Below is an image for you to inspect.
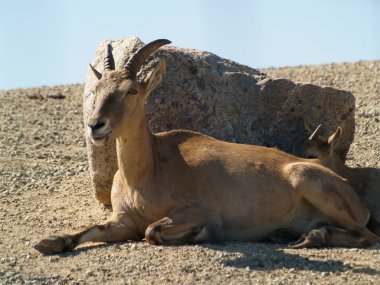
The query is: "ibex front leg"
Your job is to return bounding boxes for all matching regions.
[34,213,140,255]
[145,207,223,245]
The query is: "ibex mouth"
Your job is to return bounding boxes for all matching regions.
[90,131,112,146]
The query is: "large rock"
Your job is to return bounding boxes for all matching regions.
[83,37,355,206]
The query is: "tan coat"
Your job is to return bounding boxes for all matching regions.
[35,40,379,255]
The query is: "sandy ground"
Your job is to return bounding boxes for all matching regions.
[0,61,379,284]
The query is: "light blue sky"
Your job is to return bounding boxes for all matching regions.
[0,0,379,90]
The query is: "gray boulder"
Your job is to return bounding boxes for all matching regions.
[83,37,355,206]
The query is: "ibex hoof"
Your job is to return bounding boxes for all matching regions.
[34,236,68,255]
[145,226,164,245]
[289,229,325,249]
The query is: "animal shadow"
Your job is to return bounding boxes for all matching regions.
[52,240,380,276]
[202,242,380,275]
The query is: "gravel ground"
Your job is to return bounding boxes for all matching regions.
[0,61,379,284]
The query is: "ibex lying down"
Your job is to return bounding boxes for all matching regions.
[35,39,379,254]
[307,125,380,236]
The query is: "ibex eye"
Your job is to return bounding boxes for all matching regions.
[128,89,137,95]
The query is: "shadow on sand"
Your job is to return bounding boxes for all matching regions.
[202,242,380,275]
[54,240,380,275]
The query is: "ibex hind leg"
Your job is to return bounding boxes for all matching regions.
[287,162,379,247]
[291,226,378,248]
[288,163,369,228]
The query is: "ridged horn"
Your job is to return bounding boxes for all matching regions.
[124,39,171,77]
[89,64,102,80]
[104,43,115,71]
[309,124,322,141]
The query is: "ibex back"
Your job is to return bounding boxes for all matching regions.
[35,39,379,254]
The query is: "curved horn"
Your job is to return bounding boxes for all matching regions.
[124,39,171,77]
[104,44,115,71]
[89,64,102,80]
[309,124,322,141]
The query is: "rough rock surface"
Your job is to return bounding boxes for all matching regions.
[84,37,355,205]
[0,61,379,284]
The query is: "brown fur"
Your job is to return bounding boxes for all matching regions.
[34,48,379,255]
[306,126,380,236]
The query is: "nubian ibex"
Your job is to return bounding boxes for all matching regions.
[35,39,379,254]
[306,125,380,236]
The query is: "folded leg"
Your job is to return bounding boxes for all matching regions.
[291,226,379,248]
[145,207,223,245]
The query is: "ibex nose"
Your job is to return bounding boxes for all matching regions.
[89,121,106,130]
[87,118,111,145]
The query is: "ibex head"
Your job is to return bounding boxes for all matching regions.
[306,124,343,164]
[86,39,171,146]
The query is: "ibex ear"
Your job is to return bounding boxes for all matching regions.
[142,59,166,94]
[327,127,342,151]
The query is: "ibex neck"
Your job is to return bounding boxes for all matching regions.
[329,157,365,192]
[116,115,154,188]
